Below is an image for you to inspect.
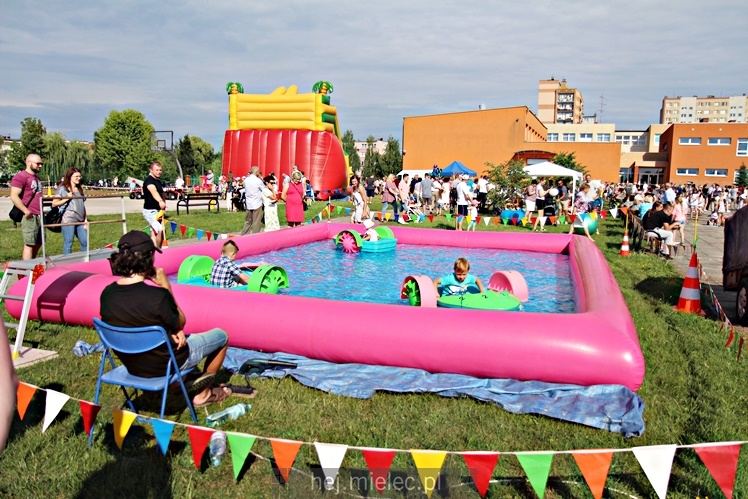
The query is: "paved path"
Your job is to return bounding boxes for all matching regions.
[0,195,170,216]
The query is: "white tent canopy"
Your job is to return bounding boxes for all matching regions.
[523,161,583,196]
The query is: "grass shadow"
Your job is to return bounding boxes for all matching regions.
[634,276,683,304]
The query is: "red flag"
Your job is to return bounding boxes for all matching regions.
[186,426,213,469]
[78,400,102,436]
[462,452,499,497]
[179,224,187,236]
[361,449,397,495]
[428,214,434,223]
[402,213,409,222]
[600,211,608,219]
[725,326,735,347]
[568,214,577,224]
[205,231,212,241]
[475,216,481,225]
[695,444,742,499]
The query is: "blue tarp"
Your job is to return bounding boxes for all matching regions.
[440,161,477,177]
[223,348,645,438]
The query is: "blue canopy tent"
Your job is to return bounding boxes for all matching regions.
[440,161,477,177]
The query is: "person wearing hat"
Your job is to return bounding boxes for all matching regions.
[362,219,379,241]
[100,230,234,407]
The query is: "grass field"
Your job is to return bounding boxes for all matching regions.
[1,200,747,498]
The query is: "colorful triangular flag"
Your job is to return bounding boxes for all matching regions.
[411,450,447,499]
[632,444,677,499]
[151,419,176,456]
[361,448,397,495]
[314,442,348,490]
[187,227,195,238]
[78,400,101,438]
[196,229,204,241]
[206,231,213,241]
[179,224,187,236]
[42,390,70,433]
[572,451,613,499]
[483,216,491,226]
[170,221,177,234]
[227,432,257,480]
[516,453,553,499]
[694,442,742,499]
[186,425,213,469]
[112,409,138,449]
[270,438,303,483]
[461,452,500,498]
[16,382,36,420]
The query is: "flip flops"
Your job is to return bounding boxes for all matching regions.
[193,386,231,408]
[183,372,215,394]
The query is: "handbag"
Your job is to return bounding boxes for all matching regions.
[43,206,65,232]
[9,206,24,223]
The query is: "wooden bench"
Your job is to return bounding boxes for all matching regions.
[176,192,220,215]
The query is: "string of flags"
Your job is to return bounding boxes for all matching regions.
[15,380,744,499]
[695,254,747,359]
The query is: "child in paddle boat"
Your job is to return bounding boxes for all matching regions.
[433,257,486,297]
[210,240,253,288]
[362,219,379,241]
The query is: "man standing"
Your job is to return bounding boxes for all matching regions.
[10,154,44,260]
[476,175,489,212]
[143,162,167,250]
[663,182,676,205]
[421,173,433,213]
[557,179,569,221]
[455,174,472,231]
[365,175,376,201]
[240,166,265,235]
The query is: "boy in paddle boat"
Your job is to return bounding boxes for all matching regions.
[433,257,485,297]
[210,240,253,288]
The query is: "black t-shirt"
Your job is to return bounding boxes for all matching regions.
[643,209,671,231]
[100,281,188,378]
[143,175,164,210]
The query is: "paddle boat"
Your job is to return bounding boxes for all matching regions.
[177,255,289,294]
[334,226,397,253]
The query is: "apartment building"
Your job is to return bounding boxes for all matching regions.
[353,138,387,163]
[660,95,748,124]
[537,78,585,125]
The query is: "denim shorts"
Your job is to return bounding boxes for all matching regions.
[180,328,228,370]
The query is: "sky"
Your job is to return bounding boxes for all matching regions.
[1,1,747,151]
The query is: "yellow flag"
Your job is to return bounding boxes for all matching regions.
[411,450,447,498]
[385,213,392,221]
[112,409,138,449]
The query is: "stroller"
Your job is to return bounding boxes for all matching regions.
[232,187,246,211]
[403,198,425,223]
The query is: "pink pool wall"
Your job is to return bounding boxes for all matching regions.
[7,223,645,390]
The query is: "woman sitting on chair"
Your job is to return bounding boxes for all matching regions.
[100,230,234,407]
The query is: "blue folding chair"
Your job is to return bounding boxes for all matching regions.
[90,318,198,443]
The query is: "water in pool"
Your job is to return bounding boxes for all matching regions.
[236,241,575,313]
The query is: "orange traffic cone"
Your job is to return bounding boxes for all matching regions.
[161,237,169,250]
[674,253,702,314]
[619,230,631,256]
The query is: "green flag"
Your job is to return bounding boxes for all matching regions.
[227,433,257,480]
[516,453,553,498]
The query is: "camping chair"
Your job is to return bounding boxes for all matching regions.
[90,318,198,442]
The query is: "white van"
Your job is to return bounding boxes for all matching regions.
[396,170,432,181]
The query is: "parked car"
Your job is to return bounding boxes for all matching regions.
[723,205,748,325]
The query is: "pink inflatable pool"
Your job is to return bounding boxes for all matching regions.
[7,224,644,390]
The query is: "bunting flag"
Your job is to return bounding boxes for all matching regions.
[558,215,566,224]
[227,433,257,480]
[78,400,101,437]
[206,231,213,241]
[620,206,629,216]
[170,221,177,234]
[361,448,397,495]
[112,409,138,450]
[42,390,70,433]
[186,425,213,470]
[221,233,228,239]
[16,382,36,420]
[196,229,204,241]
[314,442,348,490]
[151,419,176,456]
[502,218,508,226]
[483,217,491,226]
[411,450,447,499]
[475,216,481,225]
[568,214,577,224]
[104,243,114,249]
[461,452,500,498]
[179,224,187,236]
[213,233,219,240]
[142,226,150,234]
[548,216,557,225]
[599,211,607,219]
[428,214,434,223]
[385,213,391,221]
[187,227,195,238]
[572,451,613,499]
[589,211,598,220]
[344,208,351,215]
[693,442,742,499]
[726,327,735,347]
[516,453,554,499]
[336,205,343,214]
[270,438,303,483]
[445,213,452,222]
[632,444,677,499]
[609,207,618,219]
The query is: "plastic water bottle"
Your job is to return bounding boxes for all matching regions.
[205,403,252,428]
[209,431,227,467]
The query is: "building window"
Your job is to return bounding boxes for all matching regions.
[632,136,647,146]
[562,133,576,142]
[579,133,592,142]
[654,134,661,145]
[547,133,559,142]
[705,169,728,177]
[679,137,702,145]
[737,138,748,156]
[596,133,610,142]
[676,168,699,176]
[708,138,731,145]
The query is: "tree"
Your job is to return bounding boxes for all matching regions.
[8,117,47,171]
[484,160,529,214]
[175,134,197,178]
[93,110,155,181]
[340,130,361,173]
[551,152,589,176]
[65,142,94,178]
[736,163,748,188]
[44,132,67,183]
[379,136,402,177]
[189,136,216,174]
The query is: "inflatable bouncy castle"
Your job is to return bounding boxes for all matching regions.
[221,82,349,199]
